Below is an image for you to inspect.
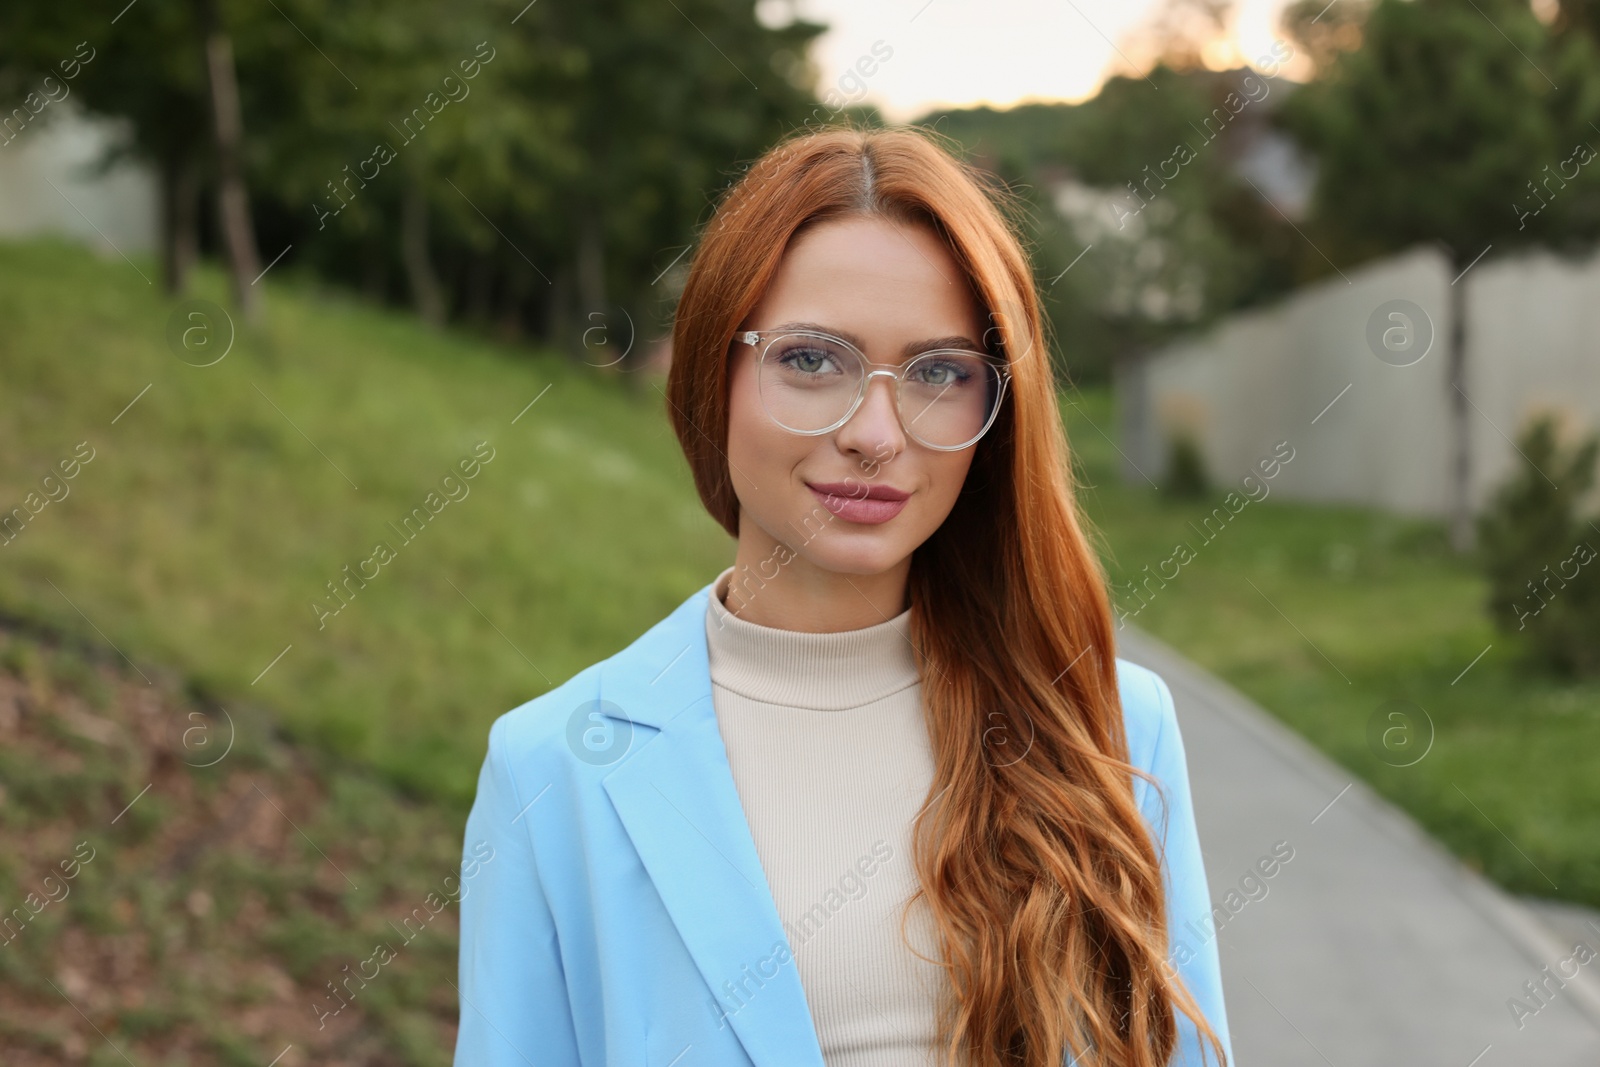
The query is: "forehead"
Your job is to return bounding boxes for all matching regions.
[752,215,987,345]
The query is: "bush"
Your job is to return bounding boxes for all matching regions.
[1476,413,1600,677]
[1162,431,1209,499]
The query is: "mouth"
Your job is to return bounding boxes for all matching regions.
[805,480,911,501]
[805,480,911,525]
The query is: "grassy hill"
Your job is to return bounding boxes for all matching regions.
[1,237,732,811]
[0,616,464,1065]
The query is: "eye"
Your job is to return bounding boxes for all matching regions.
[911,356,977,389]
[774,340,847,377]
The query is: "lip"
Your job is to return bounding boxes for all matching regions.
[806,481,911,525]
[805,480,910,501]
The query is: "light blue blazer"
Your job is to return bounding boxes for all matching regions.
[453,577,1233,1067]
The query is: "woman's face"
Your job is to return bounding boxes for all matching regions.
[726,214,989,594]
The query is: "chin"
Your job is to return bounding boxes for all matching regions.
[799,535,914,577]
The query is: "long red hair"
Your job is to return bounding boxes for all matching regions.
[667,121,1227,1067]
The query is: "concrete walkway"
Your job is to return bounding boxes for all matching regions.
[1118,626,1600,1067]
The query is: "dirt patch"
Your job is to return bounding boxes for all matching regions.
[0,619,464,1066]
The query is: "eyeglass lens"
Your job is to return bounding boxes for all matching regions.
[757,332,1003,449]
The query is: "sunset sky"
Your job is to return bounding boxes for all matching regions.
[773,0,1313,121]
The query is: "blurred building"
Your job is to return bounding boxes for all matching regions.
[1117,242,1600,521]
[0,98,158,256]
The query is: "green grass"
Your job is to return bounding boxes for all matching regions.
[0,237,731,811]
[0,620,464,1065]
[3,236,1596,913]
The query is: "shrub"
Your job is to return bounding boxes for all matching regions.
[1475,413,1600,677]
[1162,431,1209,499]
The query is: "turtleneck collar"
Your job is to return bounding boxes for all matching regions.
[703,564,921,711]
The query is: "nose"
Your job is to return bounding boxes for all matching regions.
[835,370,906,460]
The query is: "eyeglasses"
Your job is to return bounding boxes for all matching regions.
[735,328,1011,451]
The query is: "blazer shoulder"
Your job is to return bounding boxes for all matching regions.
[485,659,607,773]
[481,582,711,773]
[1114,656,1175,775]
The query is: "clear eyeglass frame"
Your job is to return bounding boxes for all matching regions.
[734,328,1013,451]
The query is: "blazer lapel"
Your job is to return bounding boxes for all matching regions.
[599,581,827,1067]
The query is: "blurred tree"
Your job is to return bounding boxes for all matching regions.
[1554,0,1600,41]
[194,0,263,320]
[525,0,826,367]
[0,2,279,316]
[237,0,530,329]
[1162,431,1210,499]
[1276,0,1600,553]
[0,4,213,295]
[1477,413,1600,677]
[247,0,825,357]
[1131,0,1233,73]
[2,0,827,351]
[925,60,1305,387]
[1279,0,1372,78]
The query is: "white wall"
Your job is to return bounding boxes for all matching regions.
[1464,247,1600,510]
[1119,243,1600,521]
[0,98,159,257]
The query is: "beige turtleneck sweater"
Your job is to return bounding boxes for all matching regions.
[704,564,948,1066]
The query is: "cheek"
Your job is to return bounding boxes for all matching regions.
[929,452,975,506]
[726,362,794,497]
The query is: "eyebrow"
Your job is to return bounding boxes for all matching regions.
[768,320,989,359]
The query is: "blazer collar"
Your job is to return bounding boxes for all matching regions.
[598,579,828,1067]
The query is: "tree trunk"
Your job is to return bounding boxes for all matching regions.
[159,152,200,295]
[498,266,531,344]
[1448,265,1473,555]
[544,266,573,356]
[361,241,386,301]
[576,210,606,317]
[465,251,494,327]
[401,179,445,326]
[196,0,263,322]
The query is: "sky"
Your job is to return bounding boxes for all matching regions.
[765,0,1313,122]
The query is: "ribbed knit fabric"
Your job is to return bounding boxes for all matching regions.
[705,564,948,1066]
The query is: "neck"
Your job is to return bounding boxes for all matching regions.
[707,564,920,708]
[723,537,911,633]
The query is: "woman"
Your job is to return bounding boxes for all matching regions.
[453,123,1232,1067]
